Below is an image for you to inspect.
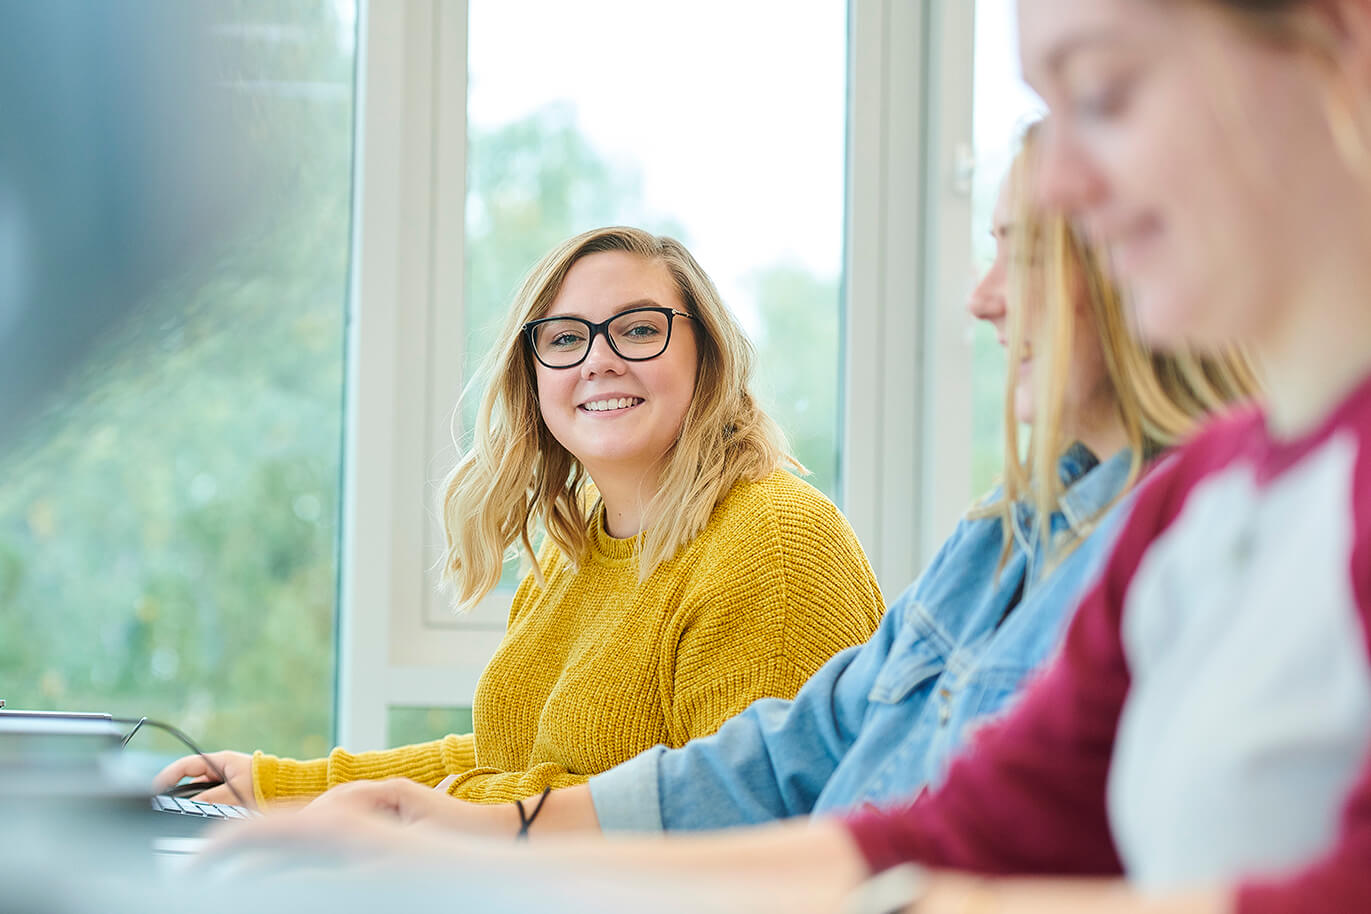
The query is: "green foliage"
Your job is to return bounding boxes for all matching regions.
[387,706,474,749]
[749,266,840,495]
[971,324,1009,497]
[0,0,351,759]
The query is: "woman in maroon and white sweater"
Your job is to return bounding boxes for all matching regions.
[839,0,1371,910]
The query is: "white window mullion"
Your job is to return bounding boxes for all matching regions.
[339,0,484,751]
[843,0,974,595]
[919,1,976,567]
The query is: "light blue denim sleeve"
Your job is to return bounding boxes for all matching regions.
[586,514,974,833]
[590,626,895,831]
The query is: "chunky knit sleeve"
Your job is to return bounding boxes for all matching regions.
[428,760,592,803]
[249,557,559,805]
[251,733,477,805]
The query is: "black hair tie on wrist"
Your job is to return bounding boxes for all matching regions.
[514,787,552,842]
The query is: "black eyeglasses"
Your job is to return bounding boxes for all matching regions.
[523,306,695,369]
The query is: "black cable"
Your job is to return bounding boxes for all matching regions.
[120,716,147,748]
[110,715,251,808]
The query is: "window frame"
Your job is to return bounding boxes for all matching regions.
[337,0,975,750]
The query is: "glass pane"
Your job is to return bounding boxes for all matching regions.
[972,1,1046,496]
[0,1,358,760]
[466,0,848,503]
[387,706,474,749]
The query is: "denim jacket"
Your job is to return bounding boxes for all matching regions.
[589,444,1133,831]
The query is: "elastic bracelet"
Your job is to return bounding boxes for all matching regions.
[514,786,552,842]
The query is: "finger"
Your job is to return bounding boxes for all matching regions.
[187,783,245,806]
[376,778,447,821]
[152,756,212,791]
[310,780,400,817]
[393,783,457,823]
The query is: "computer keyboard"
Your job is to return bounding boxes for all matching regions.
[150,794,257,821]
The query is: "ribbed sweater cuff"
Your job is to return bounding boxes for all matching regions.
[252,750,329,805]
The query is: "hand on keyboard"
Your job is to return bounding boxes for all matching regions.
[153,749,256,808]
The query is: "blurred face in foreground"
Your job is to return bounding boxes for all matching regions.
[1018,0,1359,355]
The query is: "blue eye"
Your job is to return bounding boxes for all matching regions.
[622,323,662,339]
[547,330,585,350]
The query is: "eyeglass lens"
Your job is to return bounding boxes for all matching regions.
[531,310,673,367]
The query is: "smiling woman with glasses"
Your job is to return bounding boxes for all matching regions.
[156,225,883,813]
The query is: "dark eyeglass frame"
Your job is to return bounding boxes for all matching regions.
[522,306,696,369]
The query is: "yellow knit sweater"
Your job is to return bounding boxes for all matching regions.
[252,469,883,805]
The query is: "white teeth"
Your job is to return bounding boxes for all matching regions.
[583,397,640,412]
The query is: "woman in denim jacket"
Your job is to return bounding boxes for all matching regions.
[217,124,1257,842]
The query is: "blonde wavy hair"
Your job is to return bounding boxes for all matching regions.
[978,121,1261,563]
[440,226,791,609]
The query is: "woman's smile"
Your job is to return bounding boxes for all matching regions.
[579,396,645,414]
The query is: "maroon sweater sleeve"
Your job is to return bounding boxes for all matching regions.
[841,455,1195,877]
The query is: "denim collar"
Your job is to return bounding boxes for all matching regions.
[1010,443,1133,567]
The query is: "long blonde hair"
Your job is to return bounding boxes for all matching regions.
[440,226,790,609]
[981,122,1261,561]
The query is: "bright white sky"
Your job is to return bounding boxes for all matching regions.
[468,0,848,318]
[973,0,1047,259]
[466,0,1043,319]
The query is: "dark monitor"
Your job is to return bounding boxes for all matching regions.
[0,1,255,450]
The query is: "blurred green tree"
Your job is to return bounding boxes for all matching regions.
[0,0,354,758]
[748,266,840,495]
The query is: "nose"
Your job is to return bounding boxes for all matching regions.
[1035,119,1106,216]
[579,330,627,378]
[967,254,1007,326]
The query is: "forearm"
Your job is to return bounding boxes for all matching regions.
[277,774,600,843]
[523,783,600,837]
[517,818,869,913]
[916,876,1227,914]
[333,814,870,913]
